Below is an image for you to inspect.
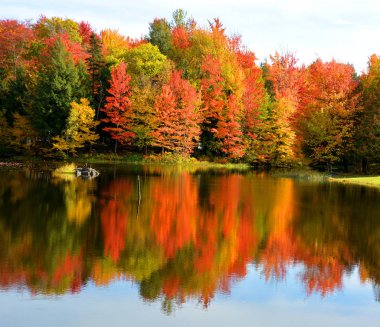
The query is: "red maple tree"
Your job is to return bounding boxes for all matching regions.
[215,94,244,159]
[172,26,191,49]
[101,61,134,152]
[153,70,200,154]
[0,20,33,75]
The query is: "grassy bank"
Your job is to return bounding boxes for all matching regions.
[273,169,380,188]
[329,176,380,188]
[76,153,250,170]
[270,168,329,181]
[1,153,250,170]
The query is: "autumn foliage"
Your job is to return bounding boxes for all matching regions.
[0,10,376,170]
[1,168,379,308]
[153,70,200,154]
[101,61,134,152]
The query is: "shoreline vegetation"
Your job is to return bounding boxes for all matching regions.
[2,156,380,189]
[329,176,380,188]
[0,153,251,170]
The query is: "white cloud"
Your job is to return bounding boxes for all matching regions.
[334,20,352,26]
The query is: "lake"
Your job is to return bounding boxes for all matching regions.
[0,164,379,326]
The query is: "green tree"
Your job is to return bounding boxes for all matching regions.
[124,43,170,84]
[0,66,29,122]
[147,18,172,56]
[124,44,171,153]
[86,32,106,117]
[31,38,83,138]
[171,9,189,28]
[0,109,11,154]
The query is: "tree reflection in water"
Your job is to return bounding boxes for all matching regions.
[0,166,379,313]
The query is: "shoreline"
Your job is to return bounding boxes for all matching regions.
[2,158,380,188]
[328,176,380,188]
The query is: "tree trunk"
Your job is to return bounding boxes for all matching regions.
[114,140,118,153]
[361,157,368,174]
[326,161,332,173]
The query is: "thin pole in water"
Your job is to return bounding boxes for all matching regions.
[136,175,141,219]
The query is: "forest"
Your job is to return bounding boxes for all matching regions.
[1,9,380,171]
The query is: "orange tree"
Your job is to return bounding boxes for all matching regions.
[101,61,134,153]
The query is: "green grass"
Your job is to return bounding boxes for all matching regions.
[329,176,380,187]
[77,152,250,170]
[270,168,329,181]
[78,153,144,164]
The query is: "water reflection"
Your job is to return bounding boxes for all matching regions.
[0,166,379,311]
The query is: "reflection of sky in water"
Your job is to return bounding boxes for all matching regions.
[1,265,378,327]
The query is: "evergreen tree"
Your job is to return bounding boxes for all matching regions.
[0,66,28,122]
[0,110,11,153]
[86,32,106,116]
[147,18,172,56]
[31,38,83,138]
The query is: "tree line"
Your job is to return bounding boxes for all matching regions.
[1,10,380,171]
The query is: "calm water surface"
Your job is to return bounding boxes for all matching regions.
[0,164,379,326]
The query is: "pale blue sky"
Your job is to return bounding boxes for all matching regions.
[1,0,380,73]
[1,265,379,326]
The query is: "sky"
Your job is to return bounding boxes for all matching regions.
[1,0,380,73]
[1,266,379,327]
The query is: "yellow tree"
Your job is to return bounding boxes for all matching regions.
[100,29,130,64]
[53,98,99,155]
[266,52,306,164]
